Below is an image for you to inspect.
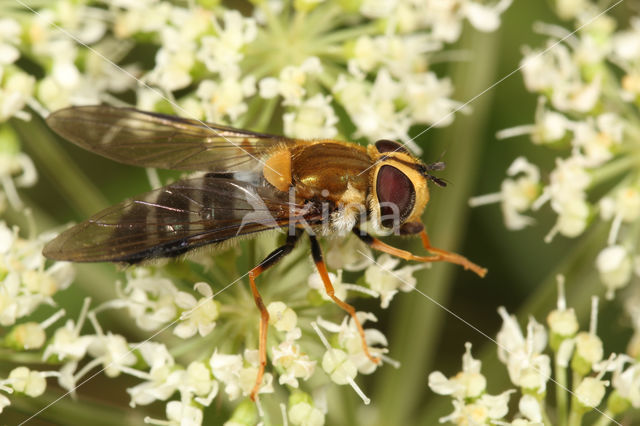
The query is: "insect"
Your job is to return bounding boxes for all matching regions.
[43,105,487,401]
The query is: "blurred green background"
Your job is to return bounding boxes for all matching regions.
[4,1,639,425]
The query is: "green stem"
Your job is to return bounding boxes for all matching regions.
[568,370,585,426]
[8,390,145,426]
[589,153,640,187]
[316,64,341,92]
[555,356,569,426]
[0,349,43,364]
[567,409,584,426]
[374,26,502,426]
[315,23,380,46]
[303,3,344,37]
[260,1,286,38]
[541,401,554,426]
[592,409,615,426]
[254,97,279,132]
[11,117,108,218]
[291,9,308,39]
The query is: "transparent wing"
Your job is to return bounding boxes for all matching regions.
[46,105,299,172]
[43,176,308,263]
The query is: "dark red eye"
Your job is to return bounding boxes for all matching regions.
[376,165,416,228]
[375,139,409,154]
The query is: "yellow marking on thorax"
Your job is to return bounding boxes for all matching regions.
[263,148,292,192]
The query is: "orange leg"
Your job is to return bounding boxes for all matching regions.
[309,235,380,365]
[248,232,301,401]
[355,228,487,278]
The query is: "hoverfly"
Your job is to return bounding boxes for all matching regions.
[43,105,487,400]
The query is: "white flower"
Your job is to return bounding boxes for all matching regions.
[138,341,175,371]
[283,93,338,139]
[0,393,10,414]
[174,282,219,339]
[428,343,487,399]
[0,69,36,122]
[501,158,541,230]
[43,319,94,362]
[575,376,607,408]
[120,269,179,331]
[571,113,624,167]
[333,69,411,145]
[289,400,325,426]
[551,196,590,238]
[7,321,47,349]
[325,234,373,271]
[164,400,203,426]
[196,74,256,123]
[573,332,604,368]
[196,10,257,76]
[272,339,316,388]
[552,73,602,113]
[56,1,107,44]
[405,72,461,126]
[308,270,347,302]
[126,350,183,407]
[547,308,579,338]
[359,0,396,19]
[496,97,571,145]
[112,1,172,38]
[0,18,21,64]
[364,254,428,308]
[361,34,438,79]
[259,57,322,105]
[316,313,387,374]
[612,17,640,62]
[547,157,591,206]
[555,0,589,20]
[464,0,513,33]
[267,301,298,332]
[42,298,93,362]
[613,187,640,223]
[596,245,632,298]
[209,352,243,400]
[518,394,542,423]
[209,350,273,400]
[147,39,196,91]
[611,358,640,408]
[87,333,137,378]
[183,361,216,399]
[321,348,357,385]
[438,390,515,424]
[351,36,379,72]
[470,157,542,230]
[496,307,550,392]
[8,367,46,397]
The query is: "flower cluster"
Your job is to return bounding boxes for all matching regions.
[0,228,429,423]
[470,1,640,298]
[429,276,640,425]
[0,221,73,328]
[0,0,515,424]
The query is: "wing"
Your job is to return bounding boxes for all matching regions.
[43,176,309,263]
[46,105,299,172]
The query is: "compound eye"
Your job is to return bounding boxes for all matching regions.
[375,139,409,154]
[376,165,416,228]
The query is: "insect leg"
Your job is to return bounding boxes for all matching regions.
[308,234,381,365]
[248,230,302,401]
[353,228,487,277]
